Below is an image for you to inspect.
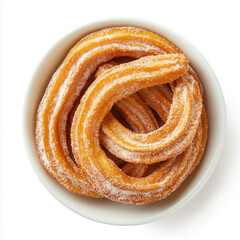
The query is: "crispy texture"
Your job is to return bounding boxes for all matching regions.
[35,27,208,204]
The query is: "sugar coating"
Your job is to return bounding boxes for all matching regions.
[35,27,207,204]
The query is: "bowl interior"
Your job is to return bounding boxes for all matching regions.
[23,19,226,225]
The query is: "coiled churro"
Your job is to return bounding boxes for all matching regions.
[35,27,207,204]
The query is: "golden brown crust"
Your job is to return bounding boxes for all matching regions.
[35,27,208,204]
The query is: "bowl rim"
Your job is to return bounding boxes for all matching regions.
[23,18,226,225]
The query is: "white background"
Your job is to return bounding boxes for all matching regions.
[1,0,240,239]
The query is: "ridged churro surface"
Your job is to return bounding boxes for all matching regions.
[35,27,207,204]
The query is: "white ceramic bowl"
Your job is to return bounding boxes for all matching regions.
[23,19,226,225]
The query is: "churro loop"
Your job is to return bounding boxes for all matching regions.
[101,73,202,164]
[36,27,208,204]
